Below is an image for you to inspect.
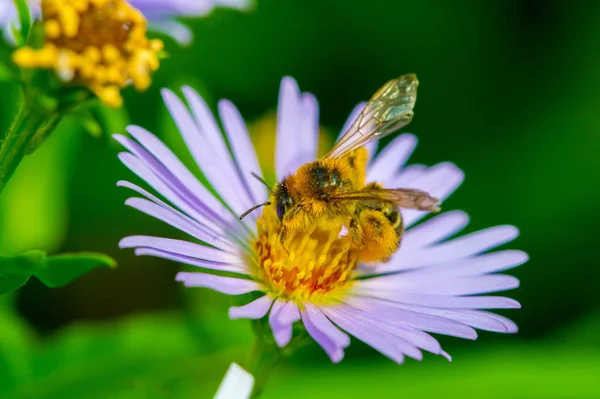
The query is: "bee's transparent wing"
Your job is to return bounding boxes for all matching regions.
[332,187,440,212]
[324,74,418,159]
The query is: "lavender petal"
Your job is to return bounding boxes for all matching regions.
[367,133,418,184]
[300,308,345,363]
[176,272,261,295]
[229,295,273,319]
[218,99,268,204]
[269,299,293,347]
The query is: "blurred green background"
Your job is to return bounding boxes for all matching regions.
[1,0,600,397]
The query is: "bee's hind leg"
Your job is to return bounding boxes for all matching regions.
[351,209,400,264]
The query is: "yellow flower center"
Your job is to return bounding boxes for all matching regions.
[12,0,163,107]
[251,205,359,305]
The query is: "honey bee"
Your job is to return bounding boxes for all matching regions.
[241,74,440,264]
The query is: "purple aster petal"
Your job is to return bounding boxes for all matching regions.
[441,351,452,361]
[122,126,234,224]
[420,250,529,277]
[400,210,470,250]
[120,236,242,264]
[125,197,236,251]
[390,225,521,269]
[176,272,261,294]
[402,162,465,228]
[304,303,351,348]
[117,180,233,244]
[300,309,345,363]
[393,306,517,334]
[322,308,406,364]
[216,0,252,11]
[130,0,214,16]
[367,134,418,184]
[117,152,230,234]
[161,89,254,218]
[181,86,256,206]
[115,134,239,235]
[229,295,273,319]
[466,310,518,333]
[342,296,477,339]
[147,19,193,45]
[292,92,319,167]
[134,247,246,274]
[324,305,432,360]
[277,301,301,324]
[275,77,303,179]
[218,99,268,204]
[391,164,428,187]
[371,293,521,309]
[359,273,520,296]
[269,299,294,347]
[132,0,251,16]
[381,249,527,277]
[133,0,251,45]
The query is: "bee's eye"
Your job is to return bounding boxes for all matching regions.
[276,201,285,220]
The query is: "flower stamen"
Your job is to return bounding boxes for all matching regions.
[252,206,359,305]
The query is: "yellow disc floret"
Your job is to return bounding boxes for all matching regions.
[252,205,360,305]
[12,0,163,107]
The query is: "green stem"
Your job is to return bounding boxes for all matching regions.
[25,113,64,155]
[0,103,56,194]
[247,333,282,398]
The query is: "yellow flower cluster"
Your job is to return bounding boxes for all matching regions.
[12,0,163,107]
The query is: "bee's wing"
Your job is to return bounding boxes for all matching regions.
[324,74,418,159]
[332,187,440,212]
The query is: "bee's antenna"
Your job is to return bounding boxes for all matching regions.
[251,172,271,190]
[239,201,271,220]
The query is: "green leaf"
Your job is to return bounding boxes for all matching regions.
[0,250,45,295]
[0,250,116,294]
[0,311,229,399]
[35,252,116,288]
[0,62,15,81]
[13,0,32,46]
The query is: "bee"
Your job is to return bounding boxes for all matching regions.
[241,74,440,264]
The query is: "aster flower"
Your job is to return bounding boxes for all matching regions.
[116,77,527,366]
[12,0,164,107]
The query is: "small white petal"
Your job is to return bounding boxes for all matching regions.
[214,363,254,399]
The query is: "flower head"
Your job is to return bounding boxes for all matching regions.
[11,0,163,107]
[116,77,527,363]
[1,0,251,48]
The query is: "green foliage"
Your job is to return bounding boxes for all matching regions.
[0,62,14,81]
[12,0,32,46]
[0,310,238,399]
[0,250,116,295]
[0,309,598,399]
